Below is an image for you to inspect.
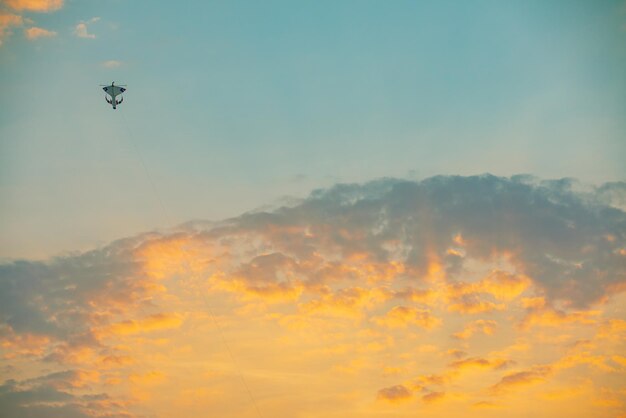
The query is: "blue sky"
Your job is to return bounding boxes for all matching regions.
[1,0,625,258]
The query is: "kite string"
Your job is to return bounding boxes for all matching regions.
[118,111,264,418]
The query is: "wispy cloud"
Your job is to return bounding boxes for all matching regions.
[102,59,122,68]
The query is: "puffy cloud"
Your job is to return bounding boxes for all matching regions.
[520,297,600,329]
[372,306,440,329]
[1,0,63,46]
[24,25,55,39]
[452,319,497,340]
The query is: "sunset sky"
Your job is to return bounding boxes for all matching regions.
[1,1,626,417]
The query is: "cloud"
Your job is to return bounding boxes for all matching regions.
[377,384,411,402]
[520,297,600,329]
[448,356,511,372]
[24,26,55,39]
[372,306,440,329]
[1,0,63,46]
[4,0,63,12]
[422,391,445,403]
[489,365,553,394]
[99,313,183,337]
[73,22,93,38]
[0,174,624,415]
[73,18,99,39]
[452,319,497,340]
[0,374,133,418]
[102,60,122,68]
[0,12,23,45]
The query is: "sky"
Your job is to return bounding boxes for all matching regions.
[1,1,626,417]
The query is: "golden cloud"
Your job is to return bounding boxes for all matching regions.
[4,0,63,12]
[422,391,445,403]
[372,306,440,329]
[100,313,184,337]
[489,365,552,394]
[452,319,497,340]
[300,287,388,319]
[24,26,54,39]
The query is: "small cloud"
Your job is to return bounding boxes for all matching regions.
[24,26,56,40]
[5,0,63,12]
[102,60,122,68]
[372,306,440,330]
[377,385,412,402]
[74,18,98,39]
[0,12,24,45]
[422,391,445,403]
[452,319,497,340]
[446,349,467,359]
[489,366,552,394]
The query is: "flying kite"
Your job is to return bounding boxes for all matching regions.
[101,82,126,109]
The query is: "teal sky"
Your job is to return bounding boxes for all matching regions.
[1,0,625,258]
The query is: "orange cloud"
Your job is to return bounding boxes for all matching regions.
[489,365,552,394]
[0,12,23,45]
[5,0,63,12]
[129,370,166,386]
[372,306,440,329]
[478,271,531,300]
[300,287,388,319]
[445,273,528,315]
[446,349,467,359]
[449,356,512,373]
[520,298,600,329]
[452,319,497,339]
[136,236,216,280]
[24,26,55,39]
[101,313,183,337]
[0,331,51,358]
[422,391,445,403]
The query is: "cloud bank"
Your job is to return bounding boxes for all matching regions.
[1,175,625,417]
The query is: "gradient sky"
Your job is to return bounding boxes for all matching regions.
[1,1,626,418]
[1,0,625,258]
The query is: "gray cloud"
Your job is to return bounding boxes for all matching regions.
[0,375,131,418]
[209,175,625,307]
[2,175,624,340]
